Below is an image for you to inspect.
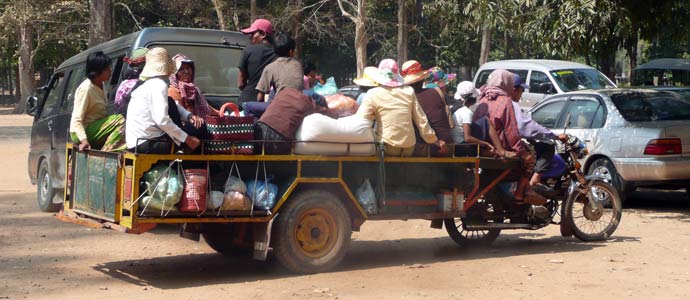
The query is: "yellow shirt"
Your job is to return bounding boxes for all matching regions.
[70,79,107,141]
[356,86,437,148]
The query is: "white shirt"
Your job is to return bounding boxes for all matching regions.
[450,106,473,143]
[125,77,191,148]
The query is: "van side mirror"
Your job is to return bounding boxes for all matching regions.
[26,96,38,116]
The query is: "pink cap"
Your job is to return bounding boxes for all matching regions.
[241,19,273,35]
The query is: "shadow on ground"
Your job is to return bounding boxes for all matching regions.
[92,233,639,289]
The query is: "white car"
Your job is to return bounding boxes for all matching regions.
[474,59,617,108]
[528,88,690,202]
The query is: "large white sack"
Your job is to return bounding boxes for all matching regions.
[294,114,376,156]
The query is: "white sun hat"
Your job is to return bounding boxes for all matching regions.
[139,47,176,79]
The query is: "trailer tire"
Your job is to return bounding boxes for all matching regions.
[272,190,352,274]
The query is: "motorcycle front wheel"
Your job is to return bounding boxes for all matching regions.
[563,180,622,241]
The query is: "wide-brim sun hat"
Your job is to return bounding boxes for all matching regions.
[401,60,430,85]
[353,66,380,87]
[454,81,480,100]
[140,47,176,78]
[372,58,404,87]
[424,66,456,88]
[241,19,273,35]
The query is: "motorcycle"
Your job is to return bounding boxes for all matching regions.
[443,129,623,246]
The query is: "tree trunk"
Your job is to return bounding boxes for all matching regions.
[250,0,257,21]
[89,0,113,47]
[503,30,509,59]
[14,64,20,101]
[212,0,227,31]
[291,4,303,59]
[354,0,368,77]
[460,66,472,82]
[396,0,408,67]
[15,20,34,114]
[625,29,639,81]
[479,26,492,65]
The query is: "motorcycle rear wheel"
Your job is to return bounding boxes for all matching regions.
[564,180,622,241]
[443,218,501,247]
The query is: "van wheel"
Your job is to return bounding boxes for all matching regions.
[272,190,352,274]
[37,160,61,212]
[588,158,630,205]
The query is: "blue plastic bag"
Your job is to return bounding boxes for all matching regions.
[247,177,278,210]
[313,76,338,96]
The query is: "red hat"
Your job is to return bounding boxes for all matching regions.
[241,19,273,35]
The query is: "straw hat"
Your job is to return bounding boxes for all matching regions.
[372,59,404,87]
[353,66,380,87]
[140,47,176,78]
[401,60,430,85]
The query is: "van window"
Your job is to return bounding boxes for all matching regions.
[529,71,553,94]
[531,99,566,128]
[62,67,85,112]
[476,69,527,87]
[475,70,493,87]
[39,73,67,119]
[550,69,614,92]
[156,44,243,96]
[105,55,125,103]
[562,98,604,129]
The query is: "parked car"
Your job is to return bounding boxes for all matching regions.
[26,27,248,212]
[528,88,690,202]
[474,59,617,108]
[338,85,364,101]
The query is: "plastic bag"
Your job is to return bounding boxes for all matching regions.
[356,178,377,214]
[224,176,247,194]
[220,191,252,211]
[207,191,225,210]
[325,93,359,117]
[313,76,338,96]
[247,178,278,210]
[141,162,183,215]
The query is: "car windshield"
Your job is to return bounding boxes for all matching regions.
[610,91,690,122]
[156,44,243,96]
[549,69,614,92]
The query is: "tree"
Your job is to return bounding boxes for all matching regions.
[89,0,113,47]
[212,0,227,30]
[396,0,407,67]
[336,0,368,77]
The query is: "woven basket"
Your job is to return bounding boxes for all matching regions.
[205,103,255,140]
[179,169,208,213]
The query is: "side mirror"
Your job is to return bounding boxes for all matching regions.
[26,96,38,116]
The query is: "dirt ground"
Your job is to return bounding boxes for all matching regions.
[1,114,689,300]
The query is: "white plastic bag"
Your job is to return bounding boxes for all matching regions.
[207,191,225,210]
[356,178,377,214]
[294,114,376,156]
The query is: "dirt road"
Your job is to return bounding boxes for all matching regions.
[2,115,689,300]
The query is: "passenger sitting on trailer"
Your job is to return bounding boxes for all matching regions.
[356,59,446,157]
[255,88,333,154]
[401,61,453,157]
[125,47,203,154]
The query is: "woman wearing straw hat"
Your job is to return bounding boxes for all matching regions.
[69,51,126,152]
[356,59,446,157]
[125,47,202,154]
[401,60,453,156]
[352,66,379,105]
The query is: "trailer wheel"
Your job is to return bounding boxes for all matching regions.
[272,190,352,274]
[202,223,251,257]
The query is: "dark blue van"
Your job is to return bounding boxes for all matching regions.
[26,27,248,212]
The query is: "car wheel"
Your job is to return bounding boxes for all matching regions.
[37,160,61,212]
[588,158,631,205]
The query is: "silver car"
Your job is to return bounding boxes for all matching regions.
[528,88,690,201]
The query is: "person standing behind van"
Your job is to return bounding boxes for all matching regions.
[126,47,201,154]
[114,48,148,115]
[69,51,126,152]
[237,19,276,104]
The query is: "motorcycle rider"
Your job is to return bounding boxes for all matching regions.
[511,74,568,191]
